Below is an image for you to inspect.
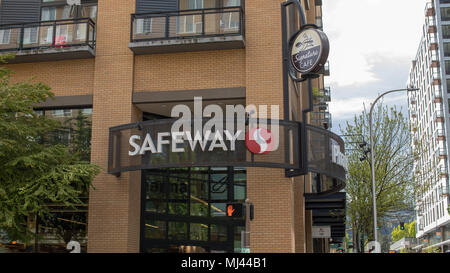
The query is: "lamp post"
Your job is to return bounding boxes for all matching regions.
[369,87,419,251]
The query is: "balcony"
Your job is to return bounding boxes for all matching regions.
[439,186,449,197]
[432,69,441,85]
[310,111,332,129]
[435,110,445,123]
[437,129,446,141]
[314,102,328,111]
[322,87,331,102]
[437,148,447,159]
[129,7,245,55]
[439,166,448,178]
[319,61,330,76]
[0,18,95,63]
[315,87,331,103]
[425,2,435,17]
[433,86,443,103]
[428,32,438,51]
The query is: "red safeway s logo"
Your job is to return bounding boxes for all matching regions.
[245,128,274,154]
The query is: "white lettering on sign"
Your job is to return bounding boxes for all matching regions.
[128,130,243,156]
[331,140,348,171]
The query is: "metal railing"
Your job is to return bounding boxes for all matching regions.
[130,7,245,42]
[0,18,95,52]
[322,87,331,101]
[425,2,434,16]
[435,110,445,119]
[437,148,447,158]
[310,111,332,129]
[432,68,441,81]
[324,61,330,76]
[433,86,442,102]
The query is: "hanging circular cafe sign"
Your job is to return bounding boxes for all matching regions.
[290,27,330,74]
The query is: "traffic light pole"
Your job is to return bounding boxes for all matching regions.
[243,198,251,251]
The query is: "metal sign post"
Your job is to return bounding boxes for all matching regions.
[241,198,251,253]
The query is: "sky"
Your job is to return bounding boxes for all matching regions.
[322,0,429,134]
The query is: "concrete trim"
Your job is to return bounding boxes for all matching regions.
[133,87,246,104]
[129,35,245,55]
[2,46,95,64]
[34,94,93,110]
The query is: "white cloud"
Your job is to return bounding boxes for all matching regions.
[323,0,428,88]
[330,93,408,122]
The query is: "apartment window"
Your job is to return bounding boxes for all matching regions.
[81,108,92,115]
[445,43,450,57]
[224,0,240,7]
[187,0,203,9]
[23,27,38,45]
[135,18,152,34]
[221,0,240,30]
[0,29,10,45]
[443,25,450,39]
[446,60,450,75]
[52,109,72,117]
[177,0,204,34]
[442,7,450,21]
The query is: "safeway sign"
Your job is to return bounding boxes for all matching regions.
[312,226,331,238]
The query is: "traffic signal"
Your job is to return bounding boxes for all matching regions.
[400,222,405,230]
[226,203,244,218]
[226,203,254,220]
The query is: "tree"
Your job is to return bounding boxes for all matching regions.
[0,61,99,243]
[391,220,416,242]
[63,110,92,162]
[342,104,423,253]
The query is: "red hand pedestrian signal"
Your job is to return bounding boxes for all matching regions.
[227,205,235,217]
[226,203,243,218]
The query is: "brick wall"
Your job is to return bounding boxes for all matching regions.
[87,0,140,253]
[2,0,324,253]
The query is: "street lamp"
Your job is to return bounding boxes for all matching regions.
[368,87,419,251]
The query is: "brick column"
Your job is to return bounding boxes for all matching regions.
[245,0,297,253]
[87,0,141,253]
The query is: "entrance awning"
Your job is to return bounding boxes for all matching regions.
[306,192,346,240]
[305,192,346,210]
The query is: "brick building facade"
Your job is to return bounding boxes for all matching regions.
[0,0,344,253]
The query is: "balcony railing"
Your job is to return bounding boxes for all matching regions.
[433,86,443,102]
[437,148,447,159]
[311,111,332,129]
[314,102,328,111]
[0,18,95,63]
[323,87,331,101]
[129,7,245,54]
[425,2,435,17]
[432,68,441,84]
[437,129,446,141]
[438,166,448,177]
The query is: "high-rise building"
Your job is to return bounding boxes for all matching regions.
[0,0,346,253]
[407,0,450,253]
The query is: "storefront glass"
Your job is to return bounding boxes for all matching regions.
[142,167,246,253]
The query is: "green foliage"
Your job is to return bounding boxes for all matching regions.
[391,220,416,242]
[0,65,99,242]
[312,88,322,98]
[63,110,92,162]
[342,105,418,251]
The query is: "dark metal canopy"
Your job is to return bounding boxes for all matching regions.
[307,192,347,240]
